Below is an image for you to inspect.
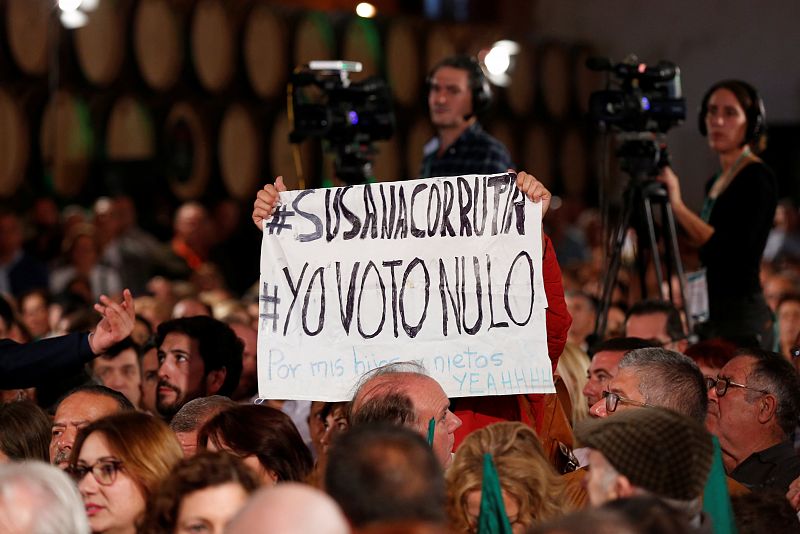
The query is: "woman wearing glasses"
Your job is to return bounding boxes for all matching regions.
[68,412,182,534]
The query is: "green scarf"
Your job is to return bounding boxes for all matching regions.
[702,436,737,534]
[478,453,513,534]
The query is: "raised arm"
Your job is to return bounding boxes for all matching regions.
[88,289,135,354]
[252,176,288,230]
[0,289,135,389]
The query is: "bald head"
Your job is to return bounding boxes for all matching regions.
[225,483,348,534]
[350,365,461,468]
[352,372,428,425]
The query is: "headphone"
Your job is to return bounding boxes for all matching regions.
[698,79,766,145]
[426,55,492,119]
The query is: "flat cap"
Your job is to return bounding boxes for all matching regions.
[576,407,713,501]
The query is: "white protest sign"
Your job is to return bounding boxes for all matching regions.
[257,173,553,401]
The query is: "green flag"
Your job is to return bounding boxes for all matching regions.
[478,453,513,534]
[702,436,737,534]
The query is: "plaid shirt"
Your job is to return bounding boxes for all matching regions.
[418,122,513,179]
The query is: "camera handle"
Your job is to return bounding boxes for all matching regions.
[593,176,692,340]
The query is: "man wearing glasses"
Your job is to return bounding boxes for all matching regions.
[706,349,800,493]
[571,347,749,503]
[582,337,658,416]
[588,347,707,424]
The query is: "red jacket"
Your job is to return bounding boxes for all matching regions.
[452,234,571,447]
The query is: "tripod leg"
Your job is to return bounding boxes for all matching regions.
[595,188,636,339]
[658,198,676,302]
[642,196,665,300]
[662,198,692,333]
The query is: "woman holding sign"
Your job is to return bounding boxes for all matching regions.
[657,80,777,348]
[253,171,573,449]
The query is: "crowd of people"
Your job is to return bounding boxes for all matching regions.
[2,54,800,534]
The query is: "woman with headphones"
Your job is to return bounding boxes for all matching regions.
[658,80,777,348]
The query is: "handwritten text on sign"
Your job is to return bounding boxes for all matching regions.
[258,173,553,401]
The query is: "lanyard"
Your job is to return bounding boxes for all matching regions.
[700,147,751,222]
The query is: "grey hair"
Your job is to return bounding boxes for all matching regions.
[618,348,708,423]
[349,361,429,428]
[0,461,90,534]
[738,349,800,435]
[350,360,428,400]
[169,395,237,433]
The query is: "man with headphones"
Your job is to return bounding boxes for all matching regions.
[416,56,571,447]
[419,55,513,179]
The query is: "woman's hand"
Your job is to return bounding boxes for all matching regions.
[515,170,551,217]
[656,166,683,207]
[252,176,288,230]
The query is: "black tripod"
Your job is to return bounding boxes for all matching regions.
[594,137,691,339]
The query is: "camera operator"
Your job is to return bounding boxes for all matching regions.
[657,80,776,348]
[419,55,513,179]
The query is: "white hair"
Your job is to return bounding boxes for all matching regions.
[0,461,89,534]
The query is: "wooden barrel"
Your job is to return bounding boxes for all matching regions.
[559,126,589,197]
[522,124,555,189]
[486,118,518,169]
[132,0,184,92]
[293,11,335,67]
[505,46,536,117]
[405,115,434,179]
[572,44,604,115]
[39,90,95,198]
[539,41,571,120]
[105,95,156,161]
[243,3,288,100]
[218,102,264,200]
[372,137,401,182]
[190,0,235,94]
[385,19,421,108]
[269,110,317,191]
[74,0,128,86]
[5,0,50,76]
[0,86,29,197]
[341,16,382,82]
[163,101,212,200]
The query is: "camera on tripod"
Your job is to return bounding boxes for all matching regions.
[587,55,686,134]
[587,55,692,340]
[289,60,395,185]
[587,56,687,179]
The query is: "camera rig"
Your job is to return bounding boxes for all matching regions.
[288,61,395,185]
[587,55,692,339]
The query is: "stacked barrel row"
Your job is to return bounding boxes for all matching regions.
[0,0,605,204]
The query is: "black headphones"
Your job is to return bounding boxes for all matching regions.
[698,79,766,144]
[426,55,492,119]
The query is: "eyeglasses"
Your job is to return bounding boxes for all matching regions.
[602,390,654,413]
[705,376,769,397]
[67,459,124,486]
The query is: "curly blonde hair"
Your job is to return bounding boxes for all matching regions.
[446,422,568,532]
